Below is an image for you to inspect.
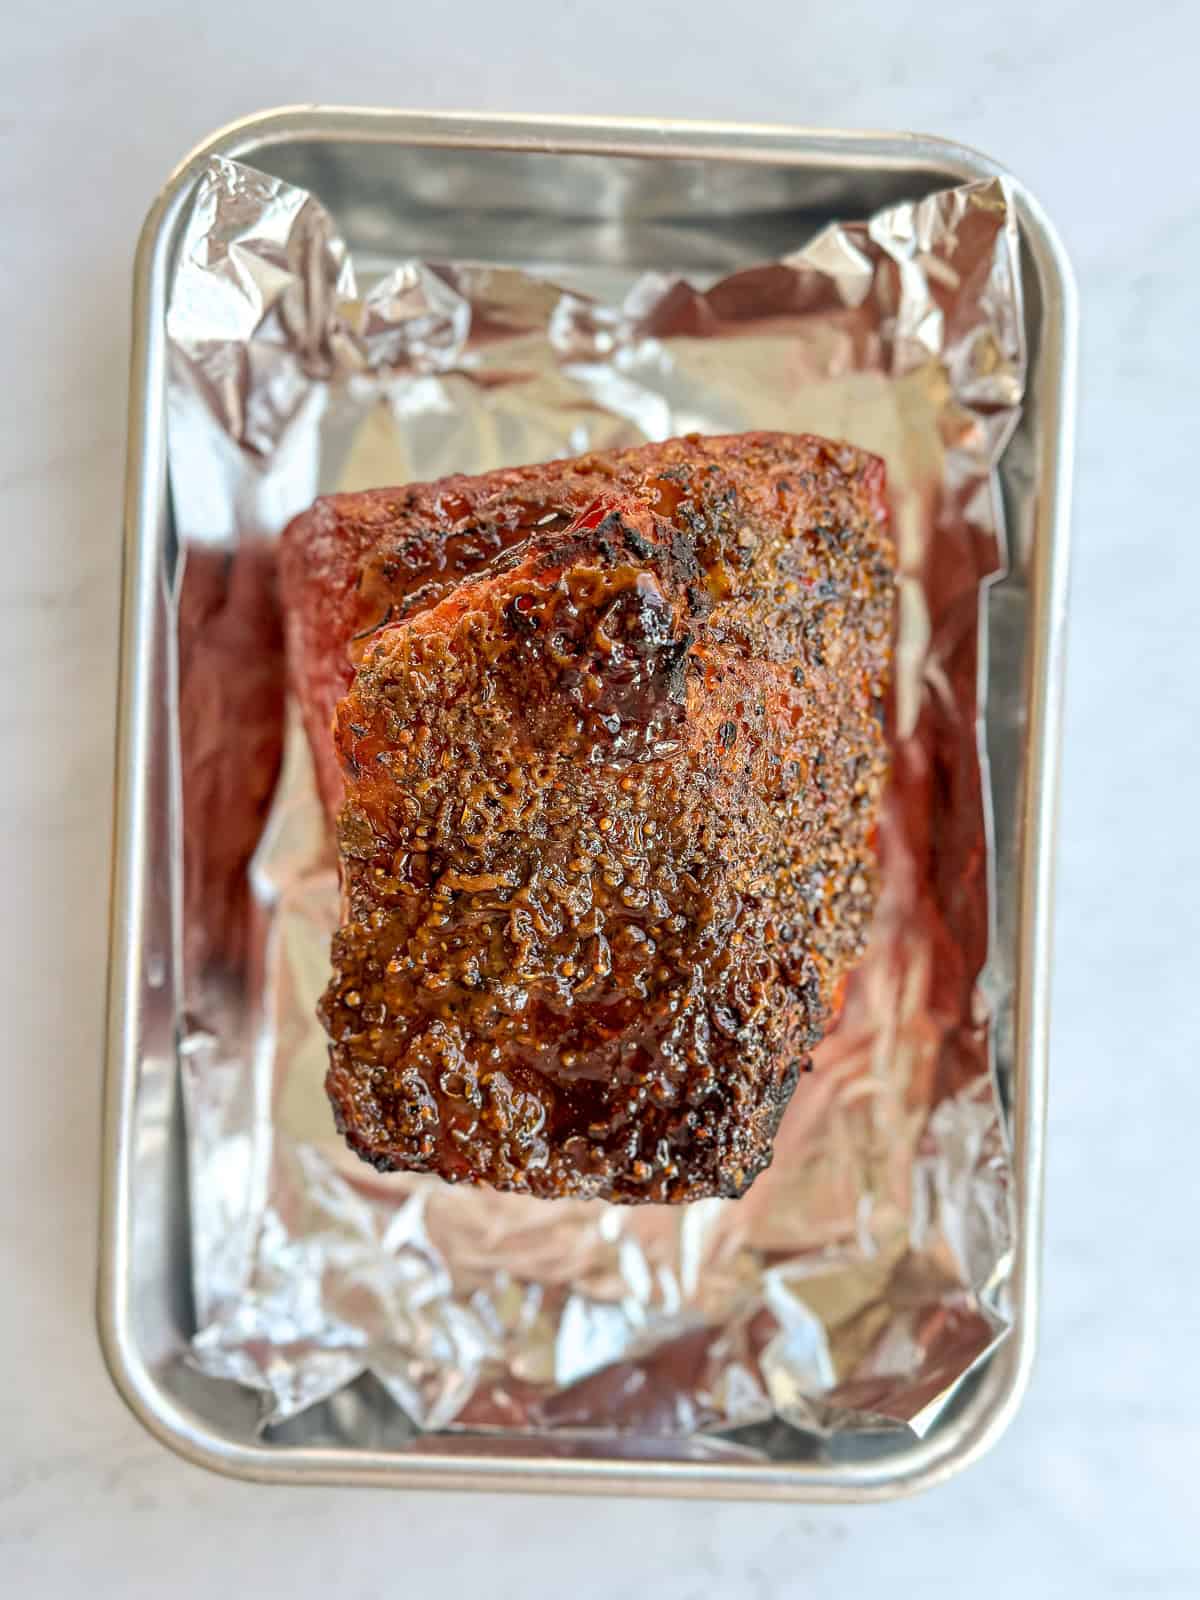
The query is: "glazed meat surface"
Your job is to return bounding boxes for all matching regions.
[281,433,894,1202]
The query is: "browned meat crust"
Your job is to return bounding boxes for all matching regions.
[281,433,894,1202]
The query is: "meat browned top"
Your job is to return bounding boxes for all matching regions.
[280,432,895,1202]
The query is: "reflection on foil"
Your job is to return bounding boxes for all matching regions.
[169,157,1023,1445]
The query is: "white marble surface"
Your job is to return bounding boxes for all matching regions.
[3,1,1197,1593]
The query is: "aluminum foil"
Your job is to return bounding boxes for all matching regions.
[167,156,1023,1446]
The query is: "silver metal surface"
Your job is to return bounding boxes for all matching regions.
[169,161,1024,1444]
[100,108,1077,1499]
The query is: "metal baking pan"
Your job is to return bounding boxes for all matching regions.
[99,107,1076,1499]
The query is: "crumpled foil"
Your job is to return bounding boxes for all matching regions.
[167,156,1024,1446]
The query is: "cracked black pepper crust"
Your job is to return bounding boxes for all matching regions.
[301,432,894,1202]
